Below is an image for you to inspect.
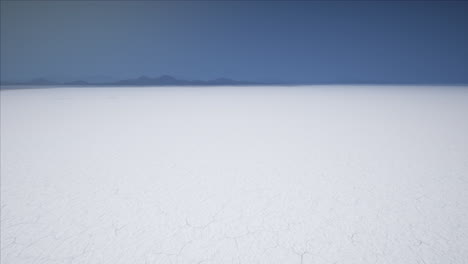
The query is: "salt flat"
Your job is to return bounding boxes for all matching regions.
[1,86,468,264]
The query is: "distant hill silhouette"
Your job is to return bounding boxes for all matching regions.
[63,80,89,85]
[24,78,59,85]
[1,75,260,87]
[112,75,258,86]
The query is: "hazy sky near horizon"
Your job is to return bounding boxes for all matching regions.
[1,1,468,83]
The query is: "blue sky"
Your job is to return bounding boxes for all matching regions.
[1,0,468,83]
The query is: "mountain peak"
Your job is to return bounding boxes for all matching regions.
[158,75,177,81]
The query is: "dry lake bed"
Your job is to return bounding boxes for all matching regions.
[1,86,468,263]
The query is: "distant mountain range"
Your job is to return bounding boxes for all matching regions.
[0,75,262,86]
[4,76,465,88]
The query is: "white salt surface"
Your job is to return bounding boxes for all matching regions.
[1,86,468,263]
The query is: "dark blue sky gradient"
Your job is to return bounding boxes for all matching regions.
[1,1,468,83]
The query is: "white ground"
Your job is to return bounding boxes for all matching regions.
[1,86,468,264]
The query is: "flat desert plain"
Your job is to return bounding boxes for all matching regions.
[1,86,467,263]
